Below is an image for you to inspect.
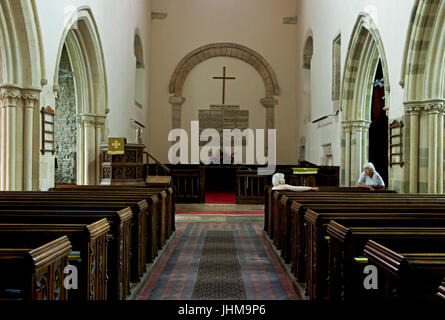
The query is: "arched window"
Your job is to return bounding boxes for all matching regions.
[332,35,341,112]
[303,36,313,124]
[134,34,144,107]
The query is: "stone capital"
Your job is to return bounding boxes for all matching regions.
[169,96,186,106]
[342,120,371,130]
[260,98,277,108]
[426,104,443,115]
[21,89,41,109]
[0,86,22,107]
[406,105,423,115]
[77,113,106,127]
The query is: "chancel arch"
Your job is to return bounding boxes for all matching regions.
[53,6,108,185]
[0,0,45,191]
[340,13,390,187]
[401,0,445,193]
[168,43,280,138]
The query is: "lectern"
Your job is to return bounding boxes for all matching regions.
[100,140,145,185]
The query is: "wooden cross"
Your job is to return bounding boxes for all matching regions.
[212,66,235,105]
[112,140,121,149]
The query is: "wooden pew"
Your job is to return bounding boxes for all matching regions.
[0,207,132,300]
[364,239,445,300]
[437,278,445,301]
[264,186,396,236]
[0,219,109,300]
[0,196,150,282]
[0,236,72,300]
[279,194,445,281]
[327,221,445,300]
[49,186,176,244]
[304,208,445,300]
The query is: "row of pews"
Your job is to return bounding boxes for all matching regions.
[265,186,445,301]
[0,185,175,300]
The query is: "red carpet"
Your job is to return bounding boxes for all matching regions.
[205,191,236,204]
[176,211,264,215]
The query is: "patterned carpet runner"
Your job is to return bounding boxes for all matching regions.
[191,231,247,300]
[137,223,299,300]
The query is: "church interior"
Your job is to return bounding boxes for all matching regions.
[0,0,445,306]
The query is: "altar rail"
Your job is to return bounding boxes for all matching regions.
[146,164,339,204]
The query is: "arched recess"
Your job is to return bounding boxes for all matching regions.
[53,6,108,185]
[0,0,45,191]
[168,43,280,139]
[401,0,445,193]
[134,32,144,107]
[303,34,313,124]
[340,13,391,186]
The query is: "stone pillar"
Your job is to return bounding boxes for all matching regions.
[77,116,85,185]
[407,106,420,193]
[0,87,21,190]
[427,105,439,193]
[355,123,364,182]
[95,116,106,185]
[438,105,444,194]
[78,114,101,185]
[261,97,277,152]
[169,96,185,129]
[362,125,370,167]
[343,122,352,187]
[22,89,40,191]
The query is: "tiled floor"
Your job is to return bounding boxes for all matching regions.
[137,222,299,300]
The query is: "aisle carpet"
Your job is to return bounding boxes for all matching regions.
[205,191,236,204]
[137,222,299,300]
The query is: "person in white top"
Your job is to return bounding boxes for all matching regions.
[271,173,319,192]
[356,162,385,191]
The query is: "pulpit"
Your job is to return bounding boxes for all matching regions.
[100,141,145,185]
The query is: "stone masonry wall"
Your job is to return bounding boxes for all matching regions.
[54,46,77,184]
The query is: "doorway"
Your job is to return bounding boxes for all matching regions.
[368,60,388,185]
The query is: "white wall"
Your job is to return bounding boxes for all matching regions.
[149,0,299,164]
[295,0,414,166]
[35,0,152,189]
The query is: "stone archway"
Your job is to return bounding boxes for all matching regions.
[401,0,445,193]
[53,6,108,185]
[0,0,45,191]
[340,13,390,186]
[168,43,280,135]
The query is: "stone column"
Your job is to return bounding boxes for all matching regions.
[95,116,106,185]
[407,106,420,193]
[438,104,444,193]
[427,105,439,193]
[22,89,40,191]
[343,122,352,187]
[76,115,85,185]
[77,114,97,185]
[0,86,21,190]
[362,125,370,167]
[261,97,277,153]
[0,94,5,189]
[169,96,185,129]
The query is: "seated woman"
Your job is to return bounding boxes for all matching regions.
[272,173,319,192]
[356,162,385,191]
